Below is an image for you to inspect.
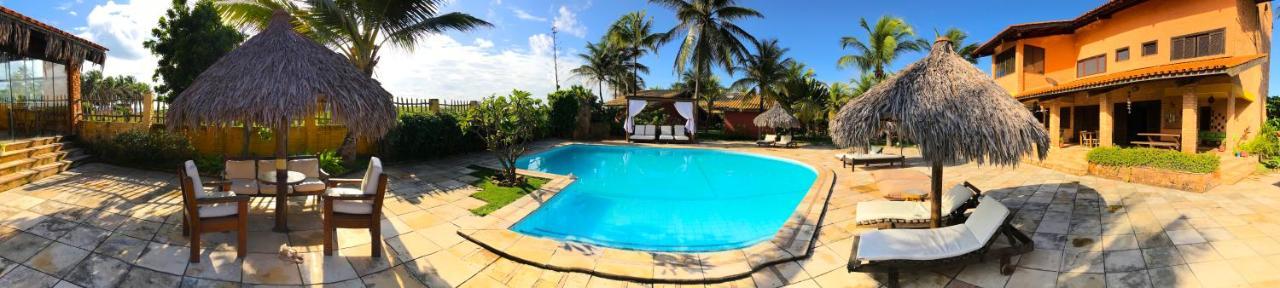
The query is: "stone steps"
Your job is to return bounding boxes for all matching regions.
[0,136,90,192]
[1219,155,1257,185]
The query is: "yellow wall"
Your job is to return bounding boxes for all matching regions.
[79,122,376,157]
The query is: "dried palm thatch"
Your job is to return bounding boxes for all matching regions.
[165,10,396,138]
[754,102,801,129]
[830,38,1048,166]
[0,7,107,65]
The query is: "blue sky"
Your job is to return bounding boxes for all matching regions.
[6,0,1276,100]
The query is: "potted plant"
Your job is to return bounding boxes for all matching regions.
[1199,131,1226,152]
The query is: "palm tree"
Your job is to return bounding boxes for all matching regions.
[216,0,491,161]
[572,42,646,103]
[837,15,925,79]
[732,39,794,111]
[651,0,762,109]
[776,63,828,135]
[606,11,668,98]
[672,70,725,111]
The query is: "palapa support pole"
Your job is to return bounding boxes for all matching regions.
[930,160,943,228]
[273,124,289,232]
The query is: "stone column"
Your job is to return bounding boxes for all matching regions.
[141,92,154,127]
[1226,92,1236,147]
[66,62,82,135]
[1181,91,1198,153]
[1049,102,1061,148]
[1099,94,1114,147]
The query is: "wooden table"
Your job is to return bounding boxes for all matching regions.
[1133,133,1181,150]
[259,170,305,232]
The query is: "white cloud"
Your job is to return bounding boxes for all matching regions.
[373,34,585,102]
[552,6,586,38]
[77,0,170,83]
[473,38,494,49]
[511,8,546,22]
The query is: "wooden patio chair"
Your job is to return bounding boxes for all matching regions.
[177,160,249,263]
[848,197,1033,288]
[323,157,388,257]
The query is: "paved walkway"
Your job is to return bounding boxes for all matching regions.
[1,140,1280,287]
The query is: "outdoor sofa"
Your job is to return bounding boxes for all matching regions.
[848,197,1033,288]
[630,124,657,142]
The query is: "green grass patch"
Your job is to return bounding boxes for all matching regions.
[466,166,548,216]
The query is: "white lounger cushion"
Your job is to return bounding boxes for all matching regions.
[672,128,689,140]
[328,187,374,214]
[854,184,975,223]
[199,202,239,218]
[856,196,1009,261]
[659,126,674,139]
[228,179,259,195]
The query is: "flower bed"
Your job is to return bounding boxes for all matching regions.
[1086,147,1220,192]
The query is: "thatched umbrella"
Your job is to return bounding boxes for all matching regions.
[166,10,396,232]
[754,102,801,133]
[830,38,1048,227]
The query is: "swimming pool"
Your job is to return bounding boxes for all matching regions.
[511,144,818,252]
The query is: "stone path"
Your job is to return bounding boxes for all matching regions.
[1,140,1279,287]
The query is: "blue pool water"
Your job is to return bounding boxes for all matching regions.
[511,144,817,252]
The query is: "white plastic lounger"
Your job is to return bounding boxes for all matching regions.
[631,125,656,141]
[855,182,981,228]
[848,197,1034,288]
[658,125,675,141]
[671,127,690,141]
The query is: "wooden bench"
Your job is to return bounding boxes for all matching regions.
[1130,141,1178,148]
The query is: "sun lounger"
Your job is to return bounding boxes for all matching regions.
[630,125,657,142]
[855,182,982,228]
[756,134,777,146]
[776,134,796,147]
[834,146,884,160]
[848,197,1034,288]
[841,153,905,170]
[658,125,675,141]
[671,126,690,141]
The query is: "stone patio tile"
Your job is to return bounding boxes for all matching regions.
[1105,250,1146,272]
[1186,261,1247,287]
[1226,256,1280,285]
[794,245,843,277]
[1241,237,1280,255]
[1033,233,1067,250]
[245,231,290,254]
[1146,265,1199,288]
[380,216,413,238]
[178,277,241,288]
[1105,270,1151,288]
[762,260,808,285]
[241,252,302,285]
[1057,272,1106,288]
[1177,244,1226,267]
[1208,240,1257,259]
[404,251,485,288]
[341,242,402,276]
[299,251,358,285]
[400,210,448,231]
[955,260,1010,288]
[361,265,426,288]
[119,266,184,287]
[1062,251,1105,273]
[93,233,147,263]
[1140,246,1185,268]
[1102,234,1140,251]
[386,231,442,261]
[0,263,60,287]
[25,241,91,277]
[135,242,191,275]
[1166,230,1207,245]
[1197,228,1234,242]
[1006,267,1056,288]
[184,249,243,282]
[1065,235,1101,252]
[0,231,52,262]
[116,218,162,240]
[286,229,324,253]
[1018,249,1063,271]
[416,223,464,248]
[335,227,374,249]
[1135,232,1173,249]
[25,217,79,240]
[58,224,112,248]
[64,253,132,288]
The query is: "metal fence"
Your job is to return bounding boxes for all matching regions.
[81,94,145,123]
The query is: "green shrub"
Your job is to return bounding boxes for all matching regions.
[1086,147,1219,174]
[547,86,592,138]
[316,150,347,175]
[194,154,223,174]
[88,129,197,170]
[1198,131,1226,143]
[384,112,485,160]
[1240,119,1280,168]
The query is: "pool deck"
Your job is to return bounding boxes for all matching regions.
[458,142,836,283]
[2,139,1280,287]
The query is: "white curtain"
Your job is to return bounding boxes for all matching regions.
[624,100,647,133]
[674,101,695,134]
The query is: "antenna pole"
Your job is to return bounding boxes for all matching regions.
[552,26,560,90]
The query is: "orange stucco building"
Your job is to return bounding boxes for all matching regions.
[974,0,1272,153]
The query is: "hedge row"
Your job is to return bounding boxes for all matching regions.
[1086,147,1219,174]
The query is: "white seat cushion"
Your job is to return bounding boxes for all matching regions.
[672,135,689,141]
[294,177,326,193]
[855,201,927,223]
[224,160,257,179]
[848,154,903,160]
[327,187,373,214]
[964,197,1010,242]
[290,158,322,178]
[228,179,260,195]
[198,202,239,218]
[856,224,983,261]
[940,185,976,214]
[632,135,656,140]
[183,161,208,198]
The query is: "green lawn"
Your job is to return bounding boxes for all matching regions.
[466,166,548,216]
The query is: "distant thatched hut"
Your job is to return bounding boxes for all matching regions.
[165,10,396,231]
[830,38,1048,227]
[753,102,800,132]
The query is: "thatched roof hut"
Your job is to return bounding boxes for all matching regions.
[829,38,1048,227]
[165,10,396,137]
[753,102,800,129]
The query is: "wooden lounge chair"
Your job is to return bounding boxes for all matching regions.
[848,197,1033,288]
[855,182,982,228]
[178,160,248,263]
[323,157,388,257]
[756,134,777,146]
[841,153,906,171]
[776,134,797,147]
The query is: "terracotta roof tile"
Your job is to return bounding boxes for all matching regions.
[1016,54,1266,99]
